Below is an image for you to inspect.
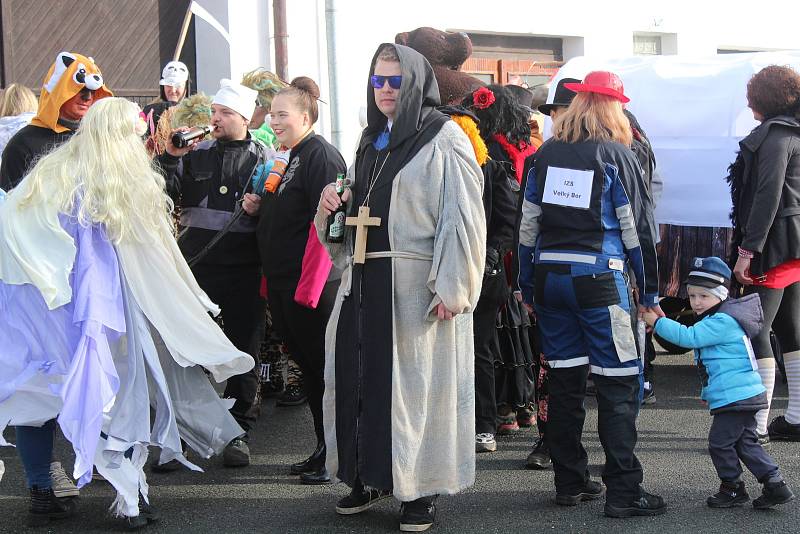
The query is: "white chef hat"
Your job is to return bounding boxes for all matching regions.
[160,61,189,87]
[212,78,258,120]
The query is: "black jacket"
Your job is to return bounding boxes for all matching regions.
[730,116,800,275]
[157,135,263,266]
[257,132,346,290]
[0,124,74,190]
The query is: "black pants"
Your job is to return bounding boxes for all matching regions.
[709,410,780,483]
[546,365,643,506]
[268,281,338,445]
[193,263,262,434]
[474,273,506,434]
[748,282,800,358]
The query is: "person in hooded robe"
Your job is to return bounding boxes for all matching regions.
[317,43,486,532]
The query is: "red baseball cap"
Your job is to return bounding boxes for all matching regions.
[564,71,630,103]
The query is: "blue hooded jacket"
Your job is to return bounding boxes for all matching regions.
[654,294,766,411]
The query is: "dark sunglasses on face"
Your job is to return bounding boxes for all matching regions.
[370,75,402,90]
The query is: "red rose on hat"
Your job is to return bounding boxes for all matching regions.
[473,87,495,110]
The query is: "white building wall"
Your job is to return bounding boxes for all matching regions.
[196,0,799,162]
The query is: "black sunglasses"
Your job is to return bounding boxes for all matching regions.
[370,75,402,90]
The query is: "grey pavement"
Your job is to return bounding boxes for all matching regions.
[2,352,800,533]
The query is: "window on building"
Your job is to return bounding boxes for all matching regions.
[634,34,662,55]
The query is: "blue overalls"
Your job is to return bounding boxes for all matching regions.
[518,138,660,506]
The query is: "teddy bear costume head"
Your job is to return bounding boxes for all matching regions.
[395,27,485,105]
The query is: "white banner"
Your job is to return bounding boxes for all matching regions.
[190,1,231,44]
[548,51,800,228]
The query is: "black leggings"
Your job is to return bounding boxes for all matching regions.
[747,282,800,358]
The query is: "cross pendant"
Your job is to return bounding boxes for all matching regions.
[346,205,381,264]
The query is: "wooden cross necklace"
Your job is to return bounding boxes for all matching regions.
[346,150,390,264]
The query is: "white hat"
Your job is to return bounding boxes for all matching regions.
[212,78,258,120]
[160,61,189,87]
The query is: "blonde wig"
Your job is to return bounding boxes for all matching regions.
[241,68,287,110]
[20,97,173,244]
[0,83,38,117]
[551,92,632,146]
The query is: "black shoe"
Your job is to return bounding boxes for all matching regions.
[276,384,307,407]
[641,385,656,405]
[707,480,749,508]
[768,416,800,441]
[556,479,605,506]
[290,442,325,475]
[604,487,667,518]
[400,497,436,532]
[151,446,188,473]
[300,467,332,485]
[525,437,552,470]
[223,437,250,467]
[753,480,794,509]
[123,493,160,530]
[28,486,76,525]
[336,486,392,515]
[261,380,284,399]
[757,433,771,446]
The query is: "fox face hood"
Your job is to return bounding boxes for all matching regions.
[31,51,113,133]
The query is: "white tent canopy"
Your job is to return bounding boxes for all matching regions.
[548,51,800,228]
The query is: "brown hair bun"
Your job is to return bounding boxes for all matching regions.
[290,76,321,100]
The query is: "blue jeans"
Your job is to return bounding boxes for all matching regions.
[15,419,56,489]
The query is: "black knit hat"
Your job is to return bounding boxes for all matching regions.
[538,77,579,116]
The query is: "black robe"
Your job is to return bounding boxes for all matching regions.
[333,44,448,490]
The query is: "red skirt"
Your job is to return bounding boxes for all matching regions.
[752,259,800,289]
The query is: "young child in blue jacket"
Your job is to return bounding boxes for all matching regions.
[643,257,794,509]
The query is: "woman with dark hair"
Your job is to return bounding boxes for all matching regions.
[729,65,800,442]
[518,71,664,517]
[256,76,346,484]
[464,85,537,436]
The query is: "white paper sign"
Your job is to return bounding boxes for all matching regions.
[542,166,593,209]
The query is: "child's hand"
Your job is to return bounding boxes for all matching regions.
[641,308,660,327]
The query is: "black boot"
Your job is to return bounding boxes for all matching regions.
[290,441,325,475]
[707,480,749,508]
[753,480,794,509]
[29,486,76,525]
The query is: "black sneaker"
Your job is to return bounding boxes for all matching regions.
[641,385,656,405]
[276,383,308,407]
[556,479,605,506]
[707,480,749,508]
[336,486,392,515]
[525,437,552,470]
[768,416,800,441]
[123,493,160,530]
[399,497,436,532]
[28,486,76,526]
[604,487,667,518]
[223,437,251,467]
[753,480,794,509]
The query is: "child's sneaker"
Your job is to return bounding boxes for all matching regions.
[707,480,749,508]
[753,480,794,509]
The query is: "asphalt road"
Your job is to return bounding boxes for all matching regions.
[2,352,800,533]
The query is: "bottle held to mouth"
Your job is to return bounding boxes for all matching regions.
[172,125,214,148]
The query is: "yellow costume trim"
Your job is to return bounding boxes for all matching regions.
[450,114,488,166]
